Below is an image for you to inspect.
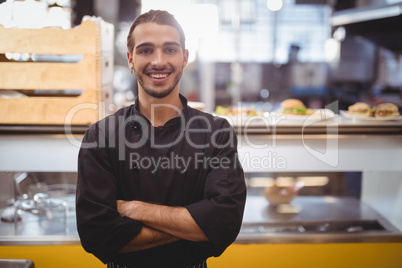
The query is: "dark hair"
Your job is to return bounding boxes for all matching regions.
[127,10,186,54]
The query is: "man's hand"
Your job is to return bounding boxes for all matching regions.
[117,200,180,252]
[117,200,135,218]
[117,200,208,242]
[119,225,179,253]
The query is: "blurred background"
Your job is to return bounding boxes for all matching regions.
[1,0,401,113]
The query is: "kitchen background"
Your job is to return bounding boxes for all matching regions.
[1,0,401,113]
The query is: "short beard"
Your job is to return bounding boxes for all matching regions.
[142,85,175,99]
[135,67,183,99]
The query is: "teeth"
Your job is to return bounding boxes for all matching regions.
[150,73,168,78]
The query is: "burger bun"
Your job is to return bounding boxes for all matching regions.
[348,102,372,117]
[281,99,305,109]
[374,103,400,117]
[280,99,313,115]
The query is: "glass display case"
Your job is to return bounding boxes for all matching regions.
[235,115,402,243]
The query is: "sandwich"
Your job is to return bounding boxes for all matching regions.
[347,102,372,117]
[281,99,313,115]
[374,103,400,117]
[215,105,258,116]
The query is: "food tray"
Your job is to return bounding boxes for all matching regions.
[340,110,402,122]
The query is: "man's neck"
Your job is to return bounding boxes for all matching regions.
[138,93,183,127]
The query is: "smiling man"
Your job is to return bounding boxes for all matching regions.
[76,10,246,268]
[127,10,188,127]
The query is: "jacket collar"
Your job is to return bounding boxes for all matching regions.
[132,94,189,127]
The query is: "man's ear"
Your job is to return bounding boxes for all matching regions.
[127,52,133,69]
[183,49,189,68]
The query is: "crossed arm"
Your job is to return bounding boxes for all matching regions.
[117,200,208,252]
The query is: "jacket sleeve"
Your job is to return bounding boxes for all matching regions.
[185,118,246,256]
[76,123,143,263]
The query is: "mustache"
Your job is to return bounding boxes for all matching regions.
[145,66,174,72]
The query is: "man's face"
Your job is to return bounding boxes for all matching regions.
[127,22,189,99]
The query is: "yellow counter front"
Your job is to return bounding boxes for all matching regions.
[1,243,402,268]
[209,243,402,268]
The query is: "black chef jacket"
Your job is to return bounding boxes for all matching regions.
[76,95,246,267]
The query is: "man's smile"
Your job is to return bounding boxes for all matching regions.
[146,70,172,83]
[149,73,169,78]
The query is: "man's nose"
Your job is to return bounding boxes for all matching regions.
[151,50,166,66]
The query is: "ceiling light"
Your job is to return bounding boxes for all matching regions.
[267,0,283,12]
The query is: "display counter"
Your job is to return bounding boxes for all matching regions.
[1,115,402,267]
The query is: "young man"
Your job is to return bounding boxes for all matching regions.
[76,10,246,268]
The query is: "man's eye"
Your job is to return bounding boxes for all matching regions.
[166,48,177,54]
[139,49,151,54]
